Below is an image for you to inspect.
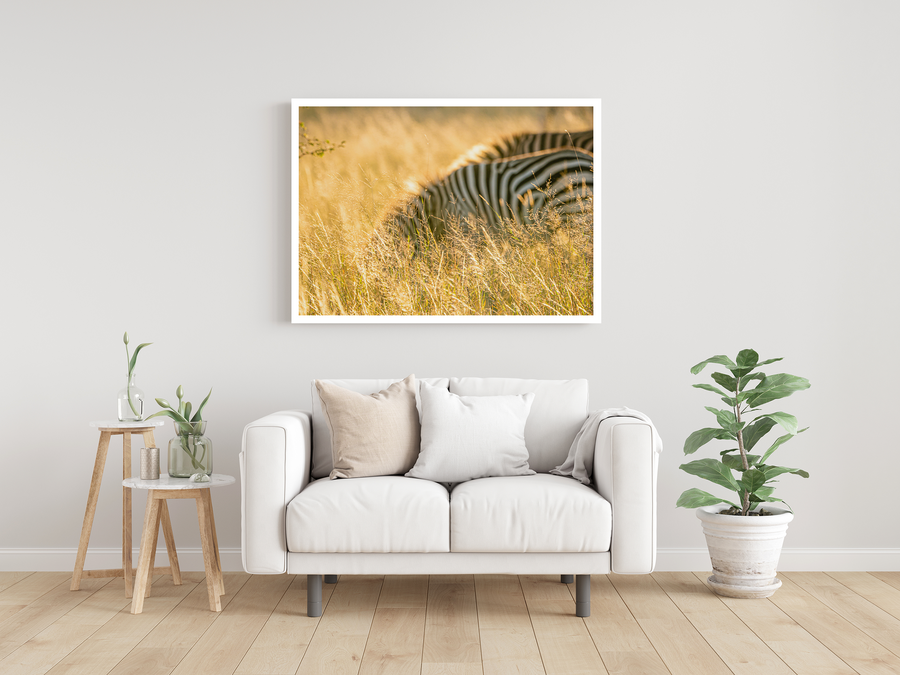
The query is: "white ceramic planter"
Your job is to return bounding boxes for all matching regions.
[697,504,793,599]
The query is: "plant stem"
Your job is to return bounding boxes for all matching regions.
[734,376,750,515]
[179,433,204,471]
[124,343,140,418]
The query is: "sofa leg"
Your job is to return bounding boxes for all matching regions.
[307,574,322,617]
[560,574,574,584]
[324,574,338,584]
[575,574,590,617]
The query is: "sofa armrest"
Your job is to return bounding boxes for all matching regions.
[240,410,312,574]
[592,417,659,574]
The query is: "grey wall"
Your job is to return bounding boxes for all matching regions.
[2,1,898,569]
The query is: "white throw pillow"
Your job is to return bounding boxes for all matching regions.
[407,381,535,483]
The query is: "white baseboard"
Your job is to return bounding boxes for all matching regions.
[0,548,245,573]
[656,548,900,572]
[2,548,898,573]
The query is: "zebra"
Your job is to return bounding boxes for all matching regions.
[448,130,594,170]
[480,129,594,160]
[391,147,593,242]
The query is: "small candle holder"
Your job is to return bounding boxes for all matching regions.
[140,446,160,480]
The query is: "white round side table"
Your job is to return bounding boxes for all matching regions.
[123,473,235,614]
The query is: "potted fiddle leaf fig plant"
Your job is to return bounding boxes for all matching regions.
[677,349,810,598]
[147,385,213,478]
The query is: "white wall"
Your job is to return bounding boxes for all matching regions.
[1,1,898,571]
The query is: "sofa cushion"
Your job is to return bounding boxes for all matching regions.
[406,382,535,483]
[286,476,450,553]
[449,378,589,474]
[310,378,450,478]
[450,473,611,552]
[316,375,420,479]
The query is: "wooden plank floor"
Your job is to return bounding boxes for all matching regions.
[0,572,898,674]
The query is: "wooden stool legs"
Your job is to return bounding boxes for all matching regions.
[131,488,224,615]
[71,427,179,596]
[122,431,133,594]
[71,431,112,591]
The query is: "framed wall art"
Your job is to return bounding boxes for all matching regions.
[291,99,600,323]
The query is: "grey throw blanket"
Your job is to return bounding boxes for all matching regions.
[551,407,663,485]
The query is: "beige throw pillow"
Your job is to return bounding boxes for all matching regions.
[316,374,420,479]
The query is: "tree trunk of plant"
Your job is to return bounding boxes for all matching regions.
[734,377,750,516]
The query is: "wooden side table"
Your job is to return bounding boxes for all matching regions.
[72,420,179,597]
[124,474,235,614]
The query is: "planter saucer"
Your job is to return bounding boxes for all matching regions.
[707,575,782,599]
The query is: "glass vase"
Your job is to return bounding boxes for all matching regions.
[167,420,213,478]
[117,372,145,422]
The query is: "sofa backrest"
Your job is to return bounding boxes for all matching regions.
[310,377,589,478]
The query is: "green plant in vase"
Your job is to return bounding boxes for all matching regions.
[117,332,151,421]
[147,385,213,477]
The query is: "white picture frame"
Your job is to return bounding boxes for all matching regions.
[291,98,600,323]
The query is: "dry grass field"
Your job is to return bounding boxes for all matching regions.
[294,106,595,317]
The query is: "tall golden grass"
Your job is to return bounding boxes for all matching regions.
[295,106,594,316]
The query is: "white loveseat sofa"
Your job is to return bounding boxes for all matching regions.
[240,377,659,617]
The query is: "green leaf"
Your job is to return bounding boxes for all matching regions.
[676,488,739,509]
[679,458,741,492]
[742,417,777,451]
[738,372,765,391]
[705,406,741,434]
[145,408,190,424]
[738,468,767,495]
[759,432,796,464]
[760,412,799,435]
[721,453,761,471]
[762,465,810,480]
[743,373,810,408]
[758,496,786,504]
[183,402,192,422]
[690,355,737,375]
[756,357,784,368]
[684,428,734,455]
[736,349,759,370]
[748,487,776,510]
[732,349,759,377]
[711,372,738,392]
[191,388,213,422]
[128,342,151,375]
[693,383,728,397]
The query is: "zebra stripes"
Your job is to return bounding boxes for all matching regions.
[393,147,593,241]
[476,129,594,161]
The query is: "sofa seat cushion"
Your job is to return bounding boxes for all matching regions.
[286,476,450,553]
[450,474,611,553]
